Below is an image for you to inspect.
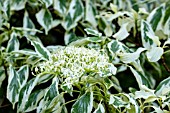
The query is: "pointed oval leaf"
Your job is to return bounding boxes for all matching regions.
[62,0,84,30]
[6,32,19,52]
[31,41,51,60]
[24,89,45,112]
[93,103,105,113]
[7,66,20,109]
[71,92,93,113]
[36,8,53,34]
[146,47,163,62]
[11,0,27,10]
[53,0,67,15]
[155,76,170,96]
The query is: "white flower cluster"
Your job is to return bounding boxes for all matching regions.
[36,46,117,84]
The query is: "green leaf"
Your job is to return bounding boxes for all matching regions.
[11,0,27,10]
[64,31,79,45]
[7,66,20,109]
[155,76,170,96]
[31,41,51,60]
[53,0,67,15]
[146,47,163,62]
[93,103,105,113]
[71,92,93,113]
[147,4,164,31]
[23,11,36,35]
[62,0,84,30]
[24,89,45,112]
[134,90,156,99]
[6,32,19,52]
[84,28,102,37]
[85,0,97,27]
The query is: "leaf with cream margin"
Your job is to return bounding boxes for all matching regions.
[113,23,129,41]
[155,76,170,96]
[134,90,156,100]
[146,47,163,62]
[118,48,146,63]
[93,103,105,113]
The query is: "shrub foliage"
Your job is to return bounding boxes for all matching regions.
[0,0,170,113]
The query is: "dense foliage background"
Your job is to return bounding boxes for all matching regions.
[0,0,170,113]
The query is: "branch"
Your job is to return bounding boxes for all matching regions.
[161,56,170,73]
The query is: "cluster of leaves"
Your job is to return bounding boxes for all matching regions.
[0,0,170,113]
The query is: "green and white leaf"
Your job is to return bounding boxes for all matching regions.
[146,47,163,62]
[107,39,121,57]
[41,0,53,8]
[0,67,5,88]
[134,90,156,99]
[141,20,159,49]
[24,90,45,112]
[93,103,105,113]
[62,0,84,30]
[23,11,36,35]
[6,32,19,52]
[7,66,20,109]
[17,65,29,88]
[71,92,93,113]
[37,77,59,113]
[118,48,146,63]
[113,23,129,41]
[155,76,170,96]
[18,76,40,112]
[53,0,67,15]
[129,66,151,91]
[85,0,97,28]
[11,0,27,11]
[84,28,102,37]
[36,8,60,34]
[109,95,129,109]
[31,41,51,60]
[147,4,164,31]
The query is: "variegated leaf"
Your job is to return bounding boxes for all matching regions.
[18,76,40,112]
[141,20,160,49]
[129,66,151,90]
[64,31,78,45]
[41,0,53,8]
[85,28,102,37]
[107,40,121,57]
[62,0,84,30]
[0,67,5,88]
[155,76,170,96]
[36,8,60,34]
[37,77,59,113]
[17,65,29,88]
[85,0,97,27]
[31,41,51,60]
[6,32,19,52]
[24,89,45,112]
[23,11,36,35]
[7,66,20,109]
[11,0,27,11]
[118,48,146,63]
[146,47,163,62]
[93,103,105,113]
[53,0,67,15]
[147,4,165,31]
[109,95,129,109]
[113,23,129,41]
[71,92,93,113]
